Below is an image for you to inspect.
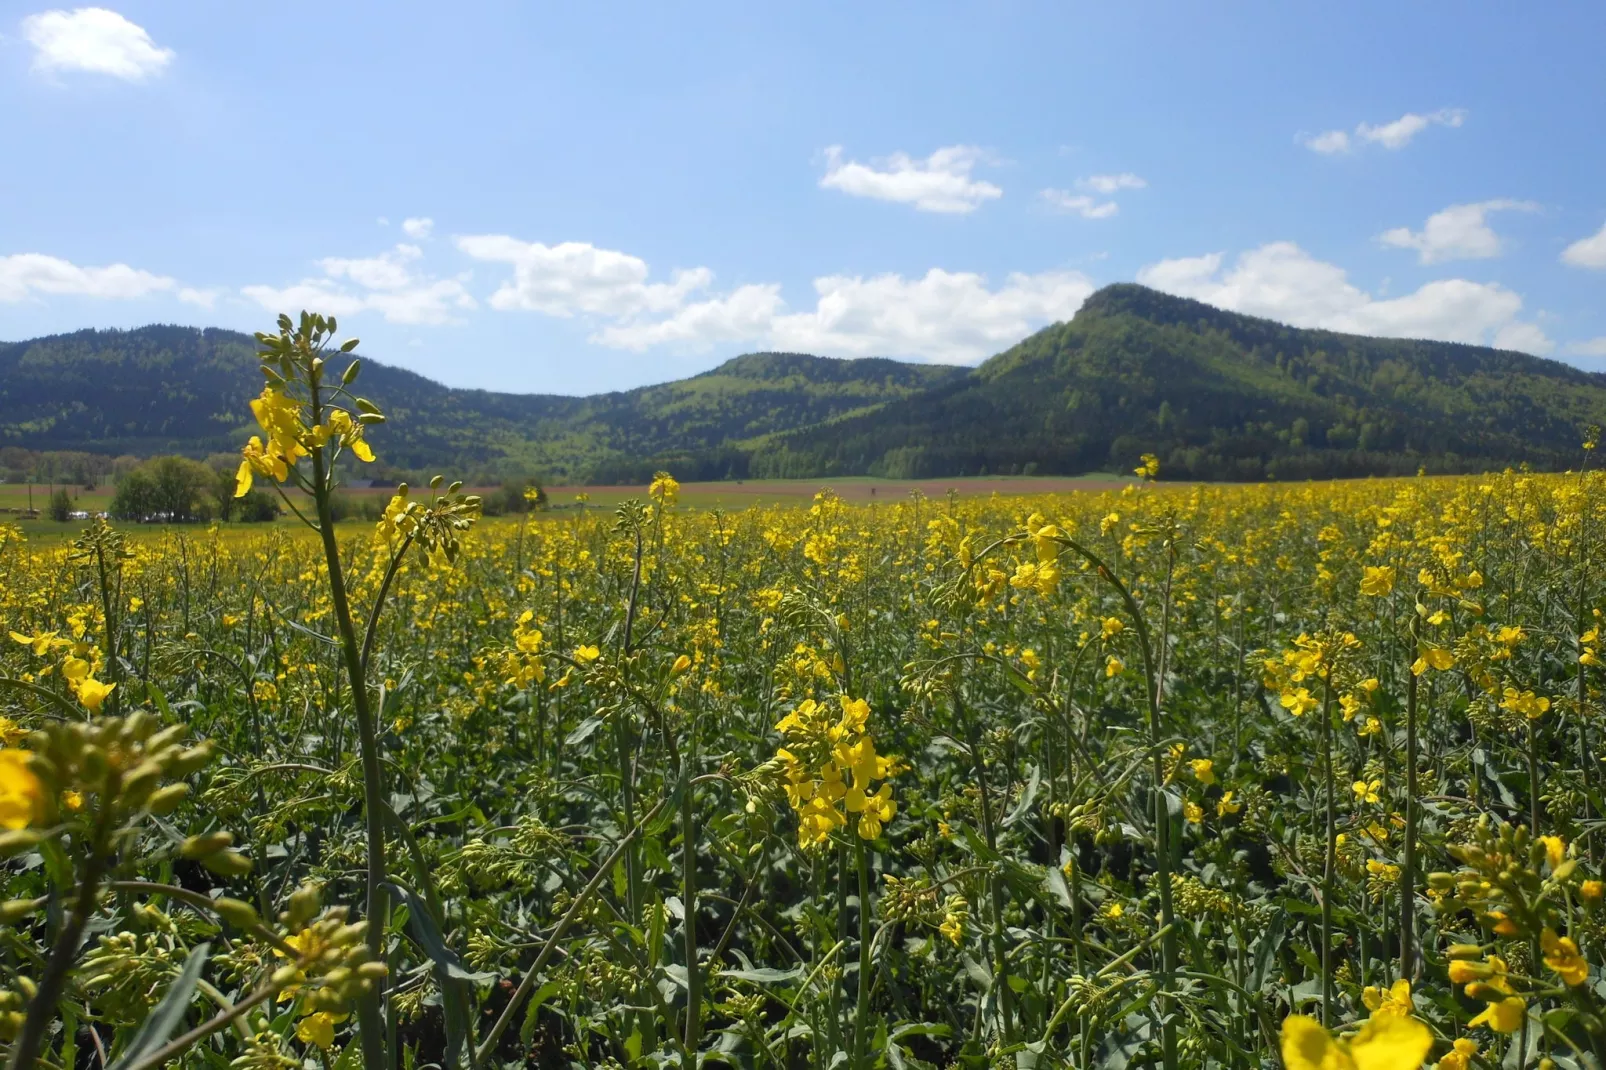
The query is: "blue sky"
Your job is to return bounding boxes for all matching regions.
[3,3,1605,395]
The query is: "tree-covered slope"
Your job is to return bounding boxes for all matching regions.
[9,287,1605,484]
[0,326,963,480]
[750,284,1606,480]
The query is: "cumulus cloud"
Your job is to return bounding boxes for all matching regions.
[818,145,1002,214]
[1040,173,1146,220]
[1562,222,1606,269]
[1080,173,1146,194]
[401,217,434,239]
[1303,108,1465,153]
[1379,200,1537,264]
[1039,190,1119,219]
[456,235,713,318]
[1567,337,1606,358]
[1136,241,1551,354]
[242,243,475,325]
[464,233,1090,362]
[22,7,173,80]
[1302,129,1351,155]
[0,252,176,301]
[765,269,1093,361]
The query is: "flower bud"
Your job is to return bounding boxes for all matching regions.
[1447,943,1485,960]
[0,898,45,925]
[202,850,253,878]
[271,965,301,989]
[167,743,214,777]
[181,831,234,859]
[286,885,322,929]
[1464,981,1508,1002]
[145,724,187,754]
[356,961,388,980]
[213,897,259,929]
[119,760,162,806]
[0,831,44,858]
[1581,879,1604,905]
[146,783,189,815]
[1426,871,1456,890]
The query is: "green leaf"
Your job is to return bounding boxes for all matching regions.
[108,942,210,1070]
[566,716,604,746]
[721,965,804,984]
[519,980,565,1046]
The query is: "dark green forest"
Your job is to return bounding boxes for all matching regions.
[6,285,1606,483]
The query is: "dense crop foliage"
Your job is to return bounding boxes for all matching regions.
[4,316,1606,1070]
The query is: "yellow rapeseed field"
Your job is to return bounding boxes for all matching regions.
[2,315,1604,1070]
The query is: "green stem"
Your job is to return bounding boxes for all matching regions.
[1400,651,1419,980]
[307,372,388,1070]
[852,840,874,1070]
[1320,673,1336,1027]
[7,804,115,1070]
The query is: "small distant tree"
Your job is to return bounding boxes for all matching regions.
[110,456,214,521]
[48,487,72,522]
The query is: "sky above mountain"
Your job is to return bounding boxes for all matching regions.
[3,3,1605,395]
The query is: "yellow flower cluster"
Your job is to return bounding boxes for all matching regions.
[774,695,897,847]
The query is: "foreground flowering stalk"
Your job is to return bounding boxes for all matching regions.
[233,312,477,1070]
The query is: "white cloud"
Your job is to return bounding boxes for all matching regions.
[1302,129,1351,155]
[818,145,1002,214]
[1562,222,1606,269]
[592,285,786,350]
[1039,190,1119,219]
[177,287,220,308]
[1136,241,1551,354]
[1567,337,1606,358]
[599,269,1092,362]
[242,243,475,326]
[1359,108,1465,148]
[22,7,173,80]
[1080,173,1146,194]
[765,269,1093,362]
[401,217,434,239]
[0,252,176,301]
[1379,200,1537,264]
[466,233,1090,362]
[456,235,712,317]
[1303,108,1465,153]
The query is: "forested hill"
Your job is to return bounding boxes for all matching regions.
[0,325,963,481]
[7,286,1606,483]
[749,285,1606,481]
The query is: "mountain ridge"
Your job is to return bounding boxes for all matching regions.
[5,285,1604,483]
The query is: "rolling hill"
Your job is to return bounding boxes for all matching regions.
[5,285,1606,483]
[0,326,964,482]
[753,284,1606,480]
